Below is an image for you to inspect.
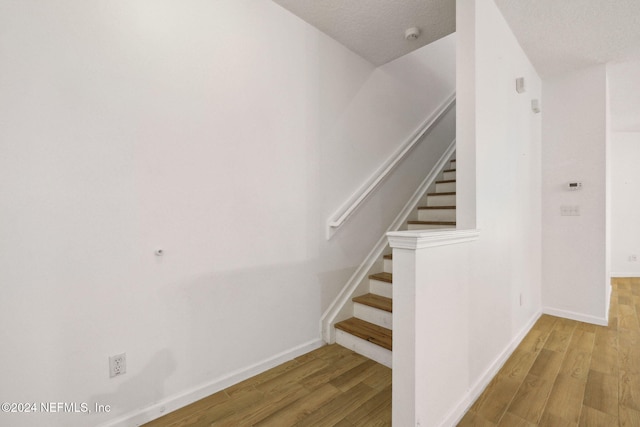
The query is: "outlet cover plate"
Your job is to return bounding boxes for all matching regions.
[109,353,126,378]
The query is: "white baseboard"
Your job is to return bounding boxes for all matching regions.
[542,307,607,326]
[610,272,640,278]
[98,338,324,427]
[440,310,541,427]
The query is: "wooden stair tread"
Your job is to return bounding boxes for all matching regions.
[435,179,456,184]
[428,191,456,196]
[383,254,392,260]
[369,272,392,283]
[443,169,456,173]
[407,221,456,226]
[335,318,392,351]
[353,293,392,312]
[418,206,456,210]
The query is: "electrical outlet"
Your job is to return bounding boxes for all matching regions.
[629,254,638,262]
[109,353,126,378]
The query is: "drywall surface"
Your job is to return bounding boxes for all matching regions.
[0,1,455,425]
[541,65,608,323]
[468,0,542,392]
[609,60,640,277]
[608,59,640,132]
[610,132,640,275]
[394,0,543,424]
[455,0,477,229]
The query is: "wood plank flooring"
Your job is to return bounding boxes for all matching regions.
[142,344,391,427]
[144,278,640,426]
[459,277,640,426]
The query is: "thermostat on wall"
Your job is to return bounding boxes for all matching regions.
[567,182,583,191]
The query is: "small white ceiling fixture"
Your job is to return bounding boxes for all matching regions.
[270,0,455,66]
[405,27,421,41]
[271,0,640,75]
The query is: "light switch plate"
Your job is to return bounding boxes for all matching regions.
[560,205,580,216]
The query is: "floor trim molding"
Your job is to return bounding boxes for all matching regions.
[98,339,324,427]
[542,307,608,326]
[441,310,541,427]
[610,272,640,278]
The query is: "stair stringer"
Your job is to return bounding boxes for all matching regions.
[321,139,457,344]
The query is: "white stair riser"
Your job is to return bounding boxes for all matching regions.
[427,194,456,207]
[418,208,456,222]
[370,279,392,299]
[443,171,456,180]
[407,223,455,231]
[354,303,392,329]
[436,182,456,192]
[335,330,392,368]
[383,258,393,274]
[450,160,456,169]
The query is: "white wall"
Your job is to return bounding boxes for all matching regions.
[608,60,640,277]
[0,1,456,426]
[541,65,608,324]
[455,0,477,230]
[468,0,542,395]
[391,0,542,424]
[610,132,640,275]
[608,59,640,132]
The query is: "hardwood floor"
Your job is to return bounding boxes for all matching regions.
[459,277,640,426]
[145,278,640,426]
[142,344,391,426]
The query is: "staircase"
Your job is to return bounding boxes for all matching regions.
[333,157,457,367]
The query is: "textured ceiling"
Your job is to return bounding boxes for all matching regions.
[494,0,640,77]
[272,0,640,77]
[271,0,455,66]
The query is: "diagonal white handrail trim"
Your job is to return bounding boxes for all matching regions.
[326,92,456,239]
[321,139,456,343]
